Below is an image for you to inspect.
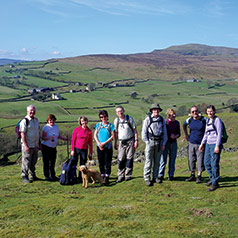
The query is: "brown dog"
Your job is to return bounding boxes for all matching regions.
[78,165,104,188]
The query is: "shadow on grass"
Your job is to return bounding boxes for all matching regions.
[219,176,238,188]
[165,176,238,188]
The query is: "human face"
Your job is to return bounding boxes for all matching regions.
[48,118,55,126]
[80,119,88,128]
[207,108,215,119]
[152,109,160,118]
[115,108,125,119]
[27,106,36,119]
[191,107,199,119]
[99,114,108,123]
[168,113,176,122]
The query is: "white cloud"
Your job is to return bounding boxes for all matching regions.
[0,49,16,58]
[50,50,61,55]
[28,0,191,17]
[71,0,190,16]
[204,0,231,17]
[20,48,29,53]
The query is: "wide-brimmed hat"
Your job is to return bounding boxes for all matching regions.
[149,103,163,112]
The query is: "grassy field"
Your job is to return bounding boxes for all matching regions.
[1,59,238,238]
[0,150,238,238]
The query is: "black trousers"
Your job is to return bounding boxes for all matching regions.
[73,148,88,180]
[97,146,112,176]
[73,148,88,165]
[42,144,57,178]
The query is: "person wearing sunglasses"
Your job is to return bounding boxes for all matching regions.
[94,110,115,185]
[183,106,207,184]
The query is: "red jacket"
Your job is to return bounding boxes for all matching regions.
[71,126,93,155]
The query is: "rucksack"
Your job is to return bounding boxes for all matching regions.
[115,114,134,133]
[59,157,77,185]
[96,122,112,137]
[187,115,206,126]
[16,117,29,139]
[207,116,228,144]
[147,114,164,140]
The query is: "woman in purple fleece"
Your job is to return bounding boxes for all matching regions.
[199,105,223,191]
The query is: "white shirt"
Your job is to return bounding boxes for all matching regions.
[41,123,59,148]
[19,115,40,148]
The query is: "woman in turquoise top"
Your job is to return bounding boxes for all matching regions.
[94,110,115,185]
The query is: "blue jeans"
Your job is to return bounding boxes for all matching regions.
[159,141,177,177]
[204,144,222,185]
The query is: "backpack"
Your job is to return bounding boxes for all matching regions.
[187,116,206,125]
[207,116,228,144]
[115,114,134,133]
[59,157,77,185]
[96,122,112,137]
[16,117,29,139]
[147,114,164,140]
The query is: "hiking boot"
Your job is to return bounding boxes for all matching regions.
[185,174,196,182]
[101,176,106,185]
[22,177,31,183]
[145,180,153,186]
[168,176,174,181]
[45,176,52,181]
[155,176,163,184]
[51,176,59,181]
[196,175,202,184]
[205,180,212,186]
[116,177,125,183]
[208,184,220,192]
[105,177,110,185]
[29,175,39,182]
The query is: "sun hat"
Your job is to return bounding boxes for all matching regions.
[149,103,163,112]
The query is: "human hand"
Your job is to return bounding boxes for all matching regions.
[214,146,220,154]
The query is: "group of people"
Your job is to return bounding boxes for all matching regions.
[19,103,224,191]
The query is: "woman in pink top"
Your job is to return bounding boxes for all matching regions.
[71,116,93,170]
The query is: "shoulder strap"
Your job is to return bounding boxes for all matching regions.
[25,117,29,127]
[125,115,134,132]
[207,116,218,134]
[97,122,111,135]
[147,115,164,138]
[188,116,193,124]
[96,122,102,138]
[115,116,119,131]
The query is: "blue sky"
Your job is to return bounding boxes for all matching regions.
[1,0,238,60]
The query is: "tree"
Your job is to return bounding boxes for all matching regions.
[176,105,188,117]
[227,97,238,112]
[130,91,138,99]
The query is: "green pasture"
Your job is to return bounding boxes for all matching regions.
[1,60,238,137]
[22,75,67,88]
[0,150,238,238]
[39,62,127,83]
[0,101,70,128]
[0,86,24,99]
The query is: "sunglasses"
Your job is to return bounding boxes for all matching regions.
[100,116,107,119]
[191,110,198,113]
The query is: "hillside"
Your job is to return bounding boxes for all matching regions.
[0,58,25,66]
[58,44,238,80]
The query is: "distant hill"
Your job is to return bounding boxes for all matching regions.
[0,58,25,66]
[58,44,238,80]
